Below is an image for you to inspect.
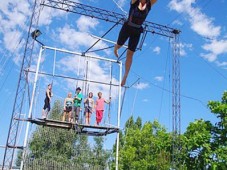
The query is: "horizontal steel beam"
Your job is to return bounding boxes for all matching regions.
[41,0,180,38]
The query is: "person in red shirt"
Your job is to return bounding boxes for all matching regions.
[95,92,110,126]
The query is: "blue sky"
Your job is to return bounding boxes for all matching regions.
[0,0,227,165]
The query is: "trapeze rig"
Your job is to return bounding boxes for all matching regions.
[2,0,181,170]
[20,45,122,137]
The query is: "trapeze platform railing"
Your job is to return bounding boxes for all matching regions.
[16,118,119,136]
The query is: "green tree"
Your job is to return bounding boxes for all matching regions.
[208,91,227,169]
[112,117,171,170]
[182,119,213,169]
[92,136,111,169]
[28,100,77,162]
[180,91,227,169]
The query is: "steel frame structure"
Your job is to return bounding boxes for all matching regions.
[2,0,43,169]
[172,32,181,169]
[2,0,181,169]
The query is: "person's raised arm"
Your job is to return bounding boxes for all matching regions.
[150,0,157,7]
[131,0,137,4]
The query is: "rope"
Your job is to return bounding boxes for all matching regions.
[120,87,127,118]
[158,38,171,121]
[112,0,128,16]
[130,79,140,117]
[51,49,57,87]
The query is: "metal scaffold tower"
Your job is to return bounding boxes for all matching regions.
[172,31,181,169]
[2,0,43,169]
[2,0,181,169]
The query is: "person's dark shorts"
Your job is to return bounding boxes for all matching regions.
[43,98,50,112]
[117,22,142,52]
[84,106,92,113]
[65,106,72,112]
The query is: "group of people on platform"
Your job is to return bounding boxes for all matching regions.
[42,84,110,126]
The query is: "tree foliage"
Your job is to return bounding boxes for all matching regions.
[179,91,227,169]
[112,116,172,170]
[16,100,111,169]
[111,92,227,170]
[16,92,227,169]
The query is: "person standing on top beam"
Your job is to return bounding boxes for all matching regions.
[114,0,157,86]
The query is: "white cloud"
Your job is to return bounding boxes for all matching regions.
[200,53,216,62]
[202,39,227,56]
[216,61,227,67]
[133,82,149,90]
[57,25,109,51]
[39,6,65,26]
[173,43,192,56]
[0,1,31,54]
[201,39,227,62]
[176,42,192,57]
[168,0,227,63]
[3,30,22,52]
[143,99,149,102]
[169,0,221,39]
[153,46,161,55]
[154,76,163,82]
[189,8,220,38]
[172,19,183,26]
[76,16,99,32]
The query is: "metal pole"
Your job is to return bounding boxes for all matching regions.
[52,48,56,84]
[115,61,122,170]
[108,63,113,124]
[20,47,44,170]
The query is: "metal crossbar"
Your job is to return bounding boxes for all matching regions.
[41,0,180,38]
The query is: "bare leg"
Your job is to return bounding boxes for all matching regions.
[85,112,88,125]
[88,113,91,125]
[42,109,46,119]
[121,49,134,86]
[62,112,66,121]
[42,109,48,119]
[114,44,122,58]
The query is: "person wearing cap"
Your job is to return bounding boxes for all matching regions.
[73,87,83,123]
[114,0,157,86]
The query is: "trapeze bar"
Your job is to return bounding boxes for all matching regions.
[90,34,128,48]
[43,45,119,63]
[6,145,23,150]
[16,118,119,136]
[24,69,120,87]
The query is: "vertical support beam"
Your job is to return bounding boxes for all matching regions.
[171,31,181,169]
[115,61,122,170]
[20,47,44,170]
[108,63,113,124]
